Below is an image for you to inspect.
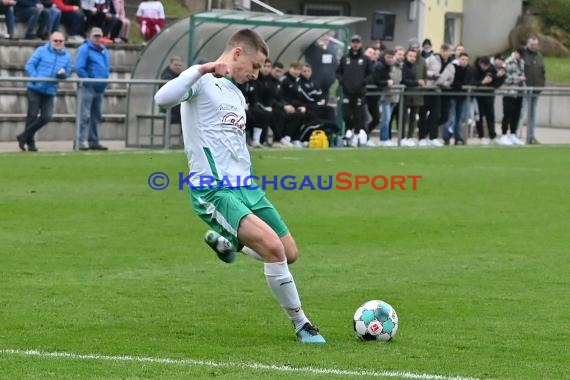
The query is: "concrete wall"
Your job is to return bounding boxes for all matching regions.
[462,0,522,56]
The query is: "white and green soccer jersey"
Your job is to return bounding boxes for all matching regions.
[181,70,251,188]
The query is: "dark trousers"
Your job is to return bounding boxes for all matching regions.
[418,95,441,140]
[14,6,48,38]
[271,109,304,141]
[502,96,523,135]
[366,95,380,133]
[403,106,419,139]
[247,107,270,143]
[61,10,86,36]
[342,93,366,133]
[19,89,54,144]
[475,95,497,139]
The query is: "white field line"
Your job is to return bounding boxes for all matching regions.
[0,348,482,380]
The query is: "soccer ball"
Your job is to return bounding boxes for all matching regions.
[353,300,399,341]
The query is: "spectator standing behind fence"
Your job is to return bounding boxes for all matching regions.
[472,56,501,145]
[336,34,374,147]
[136,0,164,42]
[75,27,110,150]
[521,35,545,145]
[364,47,381,137]
[439,52,471,145]
[1,0,16,39]
[372,49,396,147]
[406,38,427,147]
[159,55,183,124]
[387,46,405,142]
[16,32,71,151]
[401,48,425,147]
[15,0,49,40]
[421,44,452,147]
[500,47,526,146]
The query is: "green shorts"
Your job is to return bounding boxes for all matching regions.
[189,186,289,250]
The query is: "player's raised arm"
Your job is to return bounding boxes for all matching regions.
[154,62,230,108]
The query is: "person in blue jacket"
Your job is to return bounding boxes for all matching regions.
[17,31,71,152]
[75,27,111,150]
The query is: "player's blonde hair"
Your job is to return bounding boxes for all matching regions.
[225,29,269,57]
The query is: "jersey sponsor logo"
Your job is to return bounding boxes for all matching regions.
[221,112,246,132]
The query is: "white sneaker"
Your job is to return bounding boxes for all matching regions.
[402,138,416,147]
[418,139,429,147]
[509,134,524,145]
[498,135,513,146]
[380,140,397,147]
[250,141,263,148]
[351,134,359,147]
[480,137,490,146]
[280,137,293,147]
[357,130,368,147]
[365,140,376,147]
[430,139,443,147]
[68,35,85,43]
[292,140,303,148]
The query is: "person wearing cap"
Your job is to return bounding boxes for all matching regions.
[16,32,72,151]
[500,46,526,145]
[335,34,374,147]
[74,27,111,150]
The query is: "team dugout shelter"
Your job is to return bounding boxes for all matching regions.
[126,9,366,148]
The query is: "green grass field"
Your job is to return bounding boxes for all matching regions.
[1,146,569,379]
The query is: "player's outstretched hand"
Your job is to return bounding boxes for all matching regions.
[199,62,230,78]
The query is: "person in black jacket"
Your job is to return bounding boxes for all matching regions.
[371,49,396,146]
[472,56,506,144]
[159,56,183,124]
[401,48,425,146]
[266,62,304,147]
[304,33,340,102]
[336,34,374,147]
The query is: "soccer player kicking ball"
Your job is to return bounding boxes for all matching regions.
[154,29,325,344]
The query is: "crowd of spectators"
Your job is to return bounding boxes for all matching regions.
[235,34,546,148]
[1,0,164,43]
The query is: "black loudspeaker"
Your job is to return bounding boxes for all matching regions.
[371,11,396,41]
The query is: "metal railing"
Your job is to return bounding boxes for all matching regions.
[363,85,570,146]
[2,75,570,149]
[0,76,168,150]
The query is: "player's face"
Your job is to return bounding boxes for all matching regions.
[301,66,312,79]
[232,47,266,84]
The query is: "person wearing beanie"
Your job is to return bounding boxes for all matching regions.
[422,38,433,59]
